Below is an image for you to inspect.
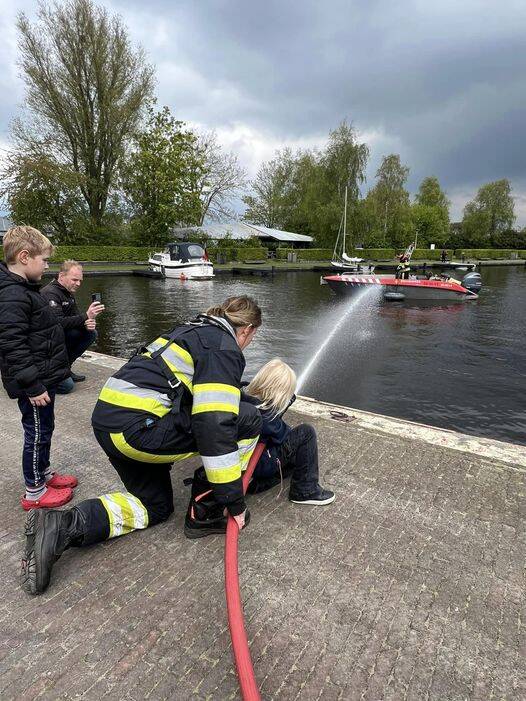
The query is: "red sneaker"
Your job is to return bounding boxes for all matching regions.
[21,486,73,511]
[46,473,78,489]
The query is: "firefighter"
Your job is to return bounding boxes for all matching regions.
[395,253,411,280]
[22,296,263,595]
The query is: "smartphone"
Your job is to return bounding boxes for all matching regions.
[91,292,102,303]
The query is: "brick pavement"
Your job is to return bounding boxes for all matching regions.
[0,357,525,700]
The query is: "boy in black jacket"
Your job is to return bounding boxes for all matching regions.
[0,226,78,510]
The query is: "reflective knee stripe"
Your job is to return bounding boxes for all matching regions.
[99,377,172,418]
[238,436,259,471]
[144,339,194,392]
[192,383,240,415]
[99,491,149,538]
[201,450,241,483]
[110,432,196,464]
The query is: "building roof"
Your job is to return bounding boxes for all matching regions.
[173,221,313,244]
[0,216,14,235]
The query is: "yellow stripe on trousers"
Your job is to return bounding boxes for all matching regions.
[110,432,196,464]
[99,491,149,538]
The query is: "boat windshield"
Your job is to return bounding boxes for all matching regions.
[187,244,205,259]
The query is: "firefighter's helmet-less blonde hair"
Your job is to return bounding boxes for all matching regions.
[206,295,262,329]
[3,226,54,264]
[246,358,296,418]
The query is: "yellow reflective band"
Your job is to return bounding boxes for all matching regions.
[143,341,194,392]
[238,436,259,471]
[192,383,240,415]
[192,402,240,415]
[159,356,193,393]
[205,463,242,484]
[99,387,170,418]
[99,491,149,538]
[110,432,196,464]
[194,382,240,396]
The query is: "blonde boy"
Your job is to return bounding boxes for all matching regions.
[0,226,77,509]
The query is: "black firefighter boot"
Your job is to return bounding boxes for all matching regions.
[184,466,227,539]
[22,507,85,595]
[183,466,250,539]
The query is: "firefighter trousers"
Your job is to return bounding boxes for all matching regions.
[71,402,261,545]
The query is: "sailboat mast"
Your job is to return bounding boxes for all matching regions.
[343,187,348,256]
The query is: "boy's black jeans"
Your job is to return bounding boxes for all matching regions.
[17,391,56,488]
[283,423,319,498]
[249,423,319,498]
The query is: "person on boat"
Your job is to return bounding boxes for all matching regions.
[243,358,334,505]
[22,296,263,595]
[395,253,411,280]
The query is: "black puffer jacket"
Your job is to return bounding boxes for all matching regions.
[0,263,69,398]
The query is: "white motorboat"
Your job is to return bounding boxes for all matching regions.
[149,242,214,280]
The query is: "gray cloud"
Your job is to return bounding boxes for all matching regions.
[2,0,526,222]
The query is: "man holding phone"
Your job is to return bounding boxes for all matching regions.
[41,260,104,393]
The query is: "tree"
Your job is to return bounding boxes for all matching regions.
[11,0,153,236]
[415,176,450,212]
[242,149,295,228]
[1,150,88,242]
[242,121,369,247]
[411,204,449,247]
[194,132,246,224]
[461,179,515,246]
[366,154,412,248]
[121,106,205,246]
[412,176,450,246]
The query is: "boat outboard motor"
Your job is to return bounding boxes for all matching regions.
[461,271,482,293]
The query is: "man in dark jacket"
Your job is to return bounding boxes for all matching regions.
[41,260,104,392]
[0,226,78,510]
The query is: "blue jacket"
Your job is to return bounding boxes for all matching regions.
[241,391,293,478]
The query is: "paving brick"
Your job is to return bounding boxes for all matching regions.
[1,359,525,699]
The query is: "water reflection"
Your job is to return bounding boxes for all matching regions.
[74,267,526,446]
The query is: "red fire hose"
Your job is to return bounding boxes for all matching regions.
[224,442,266,701]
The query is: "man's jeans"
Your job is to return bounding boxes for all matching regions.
[65,328,97,366]
[57,329,97,393]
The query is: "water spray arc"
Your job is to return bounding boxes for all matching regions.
[296,286,378,394]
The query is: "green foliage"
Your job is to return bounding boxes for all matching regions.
[47,246,151,261]
[415,176,450,212]
[275,248,333,261]
[121,106,204,247]
[12,0,153,232]
[462,179,515,246]
[209,247,267,263]
[364,155,412,248]
[411,248,453,260]
[453,249,518,260]
[411,204,449,247]
[243,121,369,248]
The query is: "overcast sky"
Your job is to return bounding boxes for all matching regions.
[1,0,525,223]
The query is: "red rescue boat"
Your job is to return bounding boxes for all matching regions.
[323,271,481,302]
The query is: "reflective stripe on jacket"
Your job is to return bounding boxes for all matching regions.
[91,315,246,505]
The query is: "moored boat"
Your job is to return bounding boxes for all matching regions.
[149,242,214,280]
[323,271,482,302]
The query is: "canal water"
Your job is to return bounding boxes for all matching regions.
[74,266,526,446]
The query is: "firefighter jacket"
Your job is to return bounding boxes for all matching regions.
[92,315,249,510]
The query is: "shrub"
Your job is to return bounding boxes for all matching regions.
[454,249,518,259]
[49,246,151,262]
